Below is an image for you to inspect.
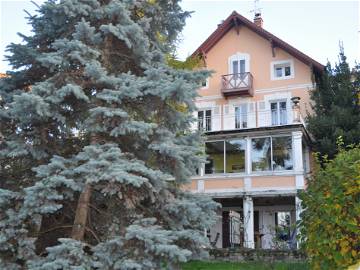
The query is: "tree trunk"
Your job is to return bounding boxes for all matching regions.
[71,184,92,241]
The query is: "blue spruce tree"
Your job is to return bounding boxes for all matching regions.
[0,1,218,269]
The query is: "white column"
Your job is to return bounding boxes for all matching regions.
[292,131,303,172]
[197,180,205,192]
[292,131,304,189]
[244,177,251,190]
[295,196,303,249]
[245,137,252,175]
[243,196,254,248]
[200,163,205,176]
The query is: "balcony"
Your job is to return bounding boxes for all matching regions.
[195,107,304,132]
[221,72,254,98]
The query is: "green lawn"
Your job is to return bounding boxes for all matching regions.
[182,261,309,270]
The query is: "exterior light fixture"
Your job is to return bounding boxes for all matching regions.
[291,96,301,106]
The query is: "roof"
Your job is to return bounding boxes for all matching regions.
[192,11,324,73]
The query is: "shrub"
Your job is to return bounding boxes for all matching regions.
[299,145,360,269]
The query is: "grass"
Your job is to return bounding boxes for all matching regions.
[182,260,310,270]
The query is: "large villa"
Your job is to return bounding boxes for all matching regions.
[186,11,324,249]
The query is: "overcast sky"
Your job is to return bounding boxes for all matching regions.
[1,0,359,73]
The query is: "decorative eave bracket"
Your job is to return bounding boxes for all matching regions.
[269,38,276,57]
[233,17,241,35]
[200,49,207,67]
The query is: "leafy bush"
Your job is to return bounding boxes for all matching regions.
[299,145,360,269]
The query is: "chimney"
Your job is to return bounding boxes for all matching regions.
[254,13,263,28]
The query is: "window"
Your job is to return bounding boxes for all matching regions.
[272,136,293,170]
[202,135,293,175]
[251,136,293,172]
[229,53,250,75]
[271,101,287,125]
[271,60,294,80]
[251,137,272,171]
[201,78,209,89]
[225,139,246,173]
[275,212,291,241]
[198,109,211,131]
[235,104,248,129]
[205,141,224,174]
[232,59,246,75]
[274,63,291,78]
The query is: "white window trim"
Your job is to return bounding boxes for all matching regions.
[195,101,216,109]
[270,59,295,81]
[234,103,249,129]
[200,77,210,89]
[228,52,250,74]
[197,108,212,132]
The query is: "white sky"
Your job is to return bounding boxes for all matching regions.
[1,0,359,73]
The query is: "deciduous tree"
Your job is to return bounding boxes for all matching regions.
[299,143,360,269]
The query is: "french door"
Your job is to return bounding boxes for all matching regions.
[271,101,287,125]
[235,104,248,129]
[198,109,212,131]
[231,59,246,77]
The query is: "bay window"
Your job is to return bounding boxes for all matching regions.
[203,135,294,175]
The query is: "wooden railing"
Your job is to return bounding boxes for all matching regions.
[221,72,254,97]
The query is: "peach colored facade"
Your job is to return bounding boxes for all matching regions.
[189,11,323,249]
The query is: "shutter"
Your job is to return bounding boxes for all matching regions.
[223,104,235,130]
[247,102,256,128]
[257,101,269,127]
[211,105,221,131]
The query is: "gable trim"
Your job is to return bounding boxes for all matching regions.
[192,11,324,73]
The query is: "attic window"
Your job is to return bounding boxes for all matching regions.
[271,60,294,80]
[200,78,209,89]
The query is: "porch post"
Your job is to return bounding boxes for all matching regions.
[292,131,303,172]
[295,196,303,248]
[243,196,254,248]
[245,136,252,175]
[292,131,305,190]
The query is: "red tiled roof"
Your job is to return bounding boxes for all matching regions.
[192,11,324,73]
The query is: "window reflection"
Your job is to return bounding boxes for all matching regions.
[225,139,246,173]
[275,212,291,241]
[203,136,294,175]
[272,136,293,170]
[205,141,224,174]
[251,137,271,171]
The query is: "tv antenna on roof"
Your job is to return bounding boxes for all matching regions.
[250,0,262,16]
